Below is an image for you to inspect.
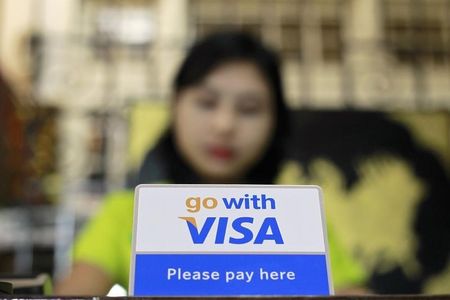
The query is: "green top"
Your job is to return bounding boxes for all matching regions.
[73,188,366,290]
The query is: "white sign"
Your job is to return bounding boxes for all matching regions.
[130,184,333,296]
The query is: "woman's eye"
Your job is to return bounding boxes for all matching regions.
[238,105,261,115]
[196,97,217,110]
[237,99,264,115]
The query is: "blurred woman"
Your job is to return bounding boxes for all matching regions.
[55,31,365,295]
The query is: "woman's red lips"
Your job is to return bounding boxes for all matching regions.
[208,146,234,160]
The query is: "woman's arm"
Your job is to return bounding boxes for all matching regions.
[54,262,113,296]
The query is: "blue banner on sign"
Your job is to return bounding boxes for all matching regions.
[132,254,330,296]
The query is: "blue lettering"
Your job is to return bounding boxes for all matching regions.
[215,217,228,244]
[261,194,276,209]
[222,194,276,210]
[254,217,284,244]
[181,216,284,245]
[185,217,215,244]
[229,217,254,244]
[222,197,244,209]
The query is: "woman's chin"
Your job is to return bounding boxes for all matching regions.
[198,168,242,184]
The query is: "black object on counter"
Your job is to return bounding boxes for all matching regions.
[0,282,13,295]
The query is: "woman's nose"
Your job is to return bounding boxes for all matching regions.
[212,106,236,134]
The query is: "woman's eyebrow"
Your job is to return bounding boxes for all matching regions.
[236,91,267,102]
[197,84,221,96]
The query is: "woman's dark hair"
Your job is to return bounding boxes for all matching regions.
[137,31,288,184]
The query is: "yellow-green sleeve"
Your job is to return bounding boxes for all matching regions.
[72,190,135,288]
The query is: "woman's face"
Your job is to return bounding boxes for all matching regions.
[173,61,275,182]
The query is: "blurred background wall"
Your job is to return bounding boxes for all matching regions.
[0,0,449,295]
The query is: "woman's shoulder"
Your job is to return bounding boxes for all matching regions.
[97,189,135,218]
[104,189,135,202]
